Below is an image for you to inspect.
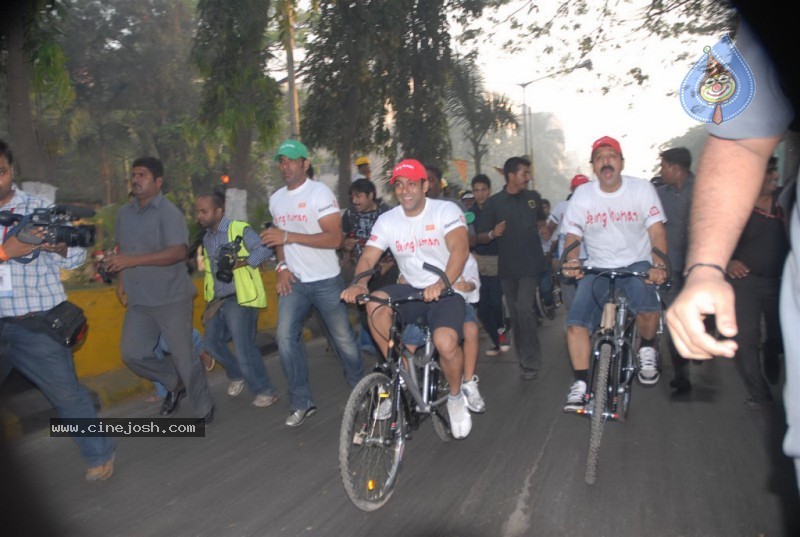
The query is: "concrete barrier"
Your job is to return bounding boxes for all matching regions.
[69,271,279,378]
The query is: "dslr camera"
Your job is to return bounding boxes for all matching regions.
[215,235,243,284]
[0,205,96,248]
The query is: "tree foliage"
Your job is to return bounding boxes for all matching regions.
[193,0,283,189]
[446,57,518,174]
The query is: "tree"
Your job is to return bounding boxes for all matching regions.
[300,0,391,205]
[446,57,518,174]
[0,0,71,183]
[192,0,283,190]
[59,0,206,205]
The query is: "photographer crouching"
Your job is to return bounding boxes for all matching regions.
[195,193,279,407]
[0,139,115,482]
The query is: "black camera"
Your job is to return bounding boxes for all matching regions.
[215,235,243,284]
[0,205,96,248]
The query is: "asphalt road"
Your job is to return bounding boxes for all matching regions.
[4,308,799,537]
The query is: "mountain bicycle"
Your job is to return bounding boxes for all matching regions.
[339,263,455,511]
[560,243,670,484]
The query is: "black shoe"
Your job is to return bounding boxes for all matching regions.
[669,377,692,394]
[160,388,186,416]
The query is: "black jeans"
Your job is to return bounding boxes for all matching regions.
[731,274,783,401]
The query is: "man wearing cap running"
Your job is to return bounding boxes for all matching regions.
[341,158,473,439]
[261,139,363,428]
[561,136,668,412]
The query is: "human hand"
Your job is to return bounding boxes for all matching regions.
[666,269,738,359]
[493,221,506,238]
[1,235,37,259]
[115,280,127,307]
[646,266,667,285]
[726,259,750,279]
[343,237,357,252]
[261,227,288,248]
[340,284,368,304]
[423,279,446,302]
[561,259,583,280]
[276,268,296,296]
[104,252,134,272]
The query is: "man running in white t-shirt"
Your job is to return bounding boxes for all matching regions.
[341,159,473,439]
[561,136,668,412]
[261,139,363,428]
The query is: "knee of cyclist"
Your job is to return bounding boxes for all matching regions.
[433,332,460,358]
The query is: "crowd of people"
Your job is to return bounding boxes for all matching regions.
[1,9,797,499]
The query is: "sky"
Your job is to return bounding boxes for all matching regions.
[466,0,727,186]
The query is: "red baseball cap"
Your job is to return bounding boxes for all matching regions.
[390,159,428,185]
[570,174,590,190]
[591,136,623,160]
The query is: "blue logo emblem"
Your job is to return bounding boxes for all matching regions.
[680,34,755,124]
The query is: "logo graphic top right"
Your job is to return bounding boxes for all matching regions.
[680,34,755,125]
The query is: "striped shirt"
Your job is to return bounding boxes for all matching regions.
[203,217,272,298]
[0,188,86,317]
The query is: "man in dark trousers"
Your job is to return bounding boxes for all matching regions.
[477,156,546,380]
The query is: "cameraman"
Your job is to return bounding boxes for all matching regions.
[195,193,279,407]
[0,139,115,481]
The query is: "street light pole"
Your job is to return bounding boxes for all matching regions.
[515,81,533,158]
[515,59,593,186]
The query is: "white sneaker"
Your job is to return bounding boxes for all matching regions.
[227,379,245,397]
[563,380,587,412]
[461,376,486,413]
[447,394,472,439]
[637,347,660,385]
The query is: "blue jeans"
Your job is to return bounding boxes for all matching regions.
[0,321,115,467]
[203,299,277,397]
[276,275,363,411]
[566,261,660,330]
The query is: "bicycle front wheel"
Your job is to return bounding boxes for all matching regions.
[339,372,406,511]
[586,342,612,485]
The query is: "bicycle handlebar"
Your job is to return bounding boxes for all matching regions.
[558,240,672,290]
[349,262,455,306]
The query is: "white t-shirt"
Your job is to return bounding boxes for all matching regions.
[269,179,342,282]
[456,254,481,304]
[368,198,467,288]
[563,176,666,267]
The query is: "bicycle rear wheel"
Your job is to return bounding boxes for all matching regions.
[586,342,612,485]
[339,372,406,511]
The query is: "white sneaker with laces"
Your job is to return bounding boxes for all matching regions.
[227,379,245,397]
[447,394,472,439]
[461,375,486,413]
[563,380,587,412]
[637,346,660,385]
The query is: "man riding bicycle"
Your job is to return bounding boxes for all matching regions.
[340,159,473,439]
[561,136,668,412]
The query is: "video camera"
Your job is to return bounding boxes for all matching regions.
[215,235,243,284]
[0,205,96,248]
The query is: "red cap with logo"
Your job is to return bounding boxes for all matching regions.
[390,159,428,185]
[590,136,623,160]
[570,174,590,191]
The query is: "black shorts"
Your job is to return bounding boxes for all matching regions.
[380,284,465,339]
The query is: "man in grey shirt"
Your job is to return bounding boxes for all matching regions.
[657,147,695,393]
[106,157,214,421]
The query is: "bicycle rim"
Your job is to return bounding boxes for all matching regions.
[586,343,612,485]
[339,372,405,511]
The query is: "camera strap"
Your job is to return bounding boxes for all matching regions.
[6,216,41,264]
